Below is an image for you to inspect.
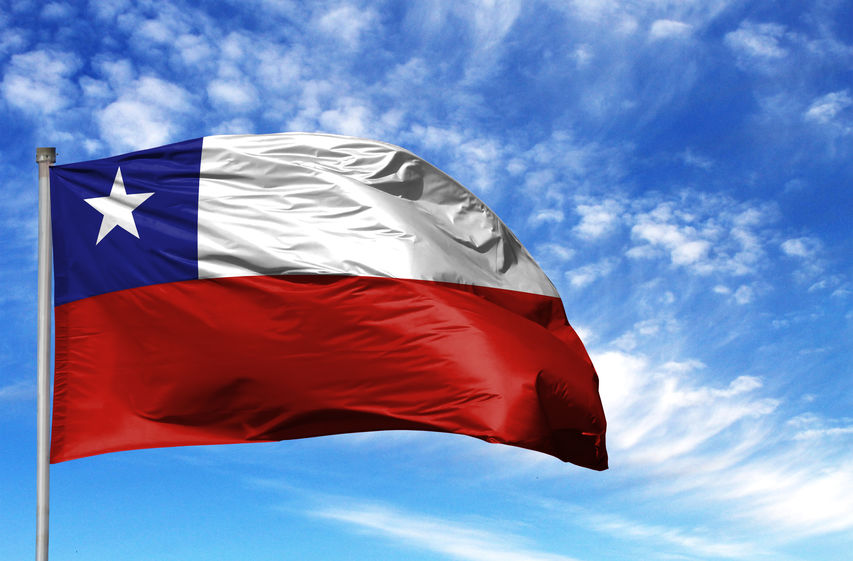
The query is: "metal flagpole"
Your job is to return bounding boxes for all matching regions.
[36,147,56,561]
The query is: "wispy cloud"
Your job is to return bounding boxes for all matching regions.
[0,380,35,401]
[559,507,768,559]
[559,190,781,285]
[679,148,713,170]
[649,19,693,41]
[591,347,853,540]
[725,21,788,61]
[566,258,618,288]
[595,350,778,463]
[312,500,582,561]
[314,3,379,51]
[528,208,564,226]
[804,90,852,124]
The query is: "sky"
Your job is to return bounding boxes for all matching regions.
[1,0,851,560]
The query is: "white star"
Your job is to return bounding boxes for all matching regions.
[84,168,154,245]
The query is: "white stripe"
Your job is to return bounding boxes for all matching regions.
[197,133,558,297]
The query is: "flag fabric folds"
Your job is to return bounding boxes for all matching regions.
[49,133,607,470]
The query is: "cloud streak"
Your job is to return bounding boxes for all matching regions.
[591,347,853,540]
[313,501,582,561]
[0,380,35,401]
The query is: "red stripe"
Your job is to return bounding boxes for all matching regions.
[52,275,607,469]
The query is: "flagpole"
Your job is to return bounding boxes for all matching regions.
[36,147,56,561]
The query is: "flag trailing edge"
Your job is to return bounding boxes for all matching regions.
[49,132,608,470]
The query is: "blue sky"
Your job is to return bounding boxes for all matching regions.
[1,1,851,560]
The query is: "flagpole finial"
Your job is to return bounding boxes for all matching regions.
[36,147,56,164]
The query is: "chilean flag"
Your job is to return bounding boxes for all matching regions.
[49,133,607,470]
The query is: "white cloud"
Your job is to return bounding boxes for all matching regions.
[572,44,593,67]
[556,0,733,42]
[804,90,852,124]
[781,236,820,258]
[534,242,574,263]
[285,78,334,131]
[79,76,112,102]
[631,220,709,268]
[523,169,557,193]
[671,238,712,265]
[733,284,754,304]
[624,244,659,259]
[831,286,851,298]
[82,138,103,154]
[1,49,80,115]
[211,118,255,135]
[462,0,522,82]
[793,426,853,440]
[316,4,378,50]
[661,358,707,373]
[679,148,713,169]
[468,0,522,51]
[566,258,617,288]
[174,34,214,66]
[649,19,692,40]
[318,101,374,137]
[96,58,135,87]
[0,380,35,401]
[0,28,26,55]
[96,76,194,152]
[405,124,506,193]
[528,209,564,226]
[567,0,617,22]
[220,31,248,61]
[513,130,626,201]
[42,2,74,19]
[402,0,522,83]
[622,195,778,277]
[573,198,622,239]
[456,137,505,192]
[408,124,464,151]
[97,100,175,151]
[134,17,176,44]
[255,46,304,94]
[612,317,679,352]
[506,157,526,176]
[314,501,580,561]
[207,78,259,111]
[88,0,132,21]
[566,0,637,33]
[725,21,788,59]
[568,509,765,559]
[716,456,853,536]
[589,345,853,539]
[595,350,778,463]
